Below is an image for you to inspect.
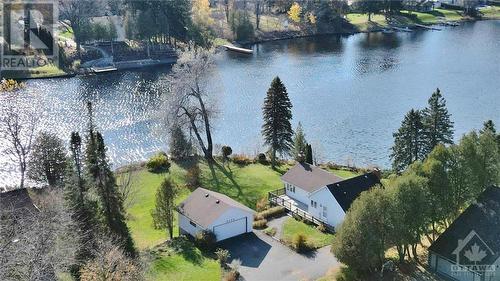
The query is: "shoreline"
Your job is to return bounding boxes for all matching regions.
[238,16,499,46]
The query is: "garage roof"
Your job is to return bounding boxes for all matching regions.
[177,187,254,229]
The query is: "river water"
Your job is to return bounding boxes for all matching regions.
[1,20,499,187]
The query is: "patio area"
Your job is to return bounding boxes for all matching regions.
[268,188,334,232]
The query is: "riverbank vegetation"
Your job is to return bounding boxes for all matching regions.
[331,86,500,280]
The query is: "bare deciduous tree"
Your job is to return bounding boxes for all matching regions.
[79,237,143,281]
[160,50,219,162]
[0,100,39,189]
[0,189,78,281]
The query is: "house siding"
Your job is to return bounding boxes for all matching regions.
[310,188,346,227]
[429,252,488,281]
[284,181,311,207]
[178,212,205,238]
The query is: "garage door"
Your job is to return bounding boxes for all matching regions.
[212,217,248,242]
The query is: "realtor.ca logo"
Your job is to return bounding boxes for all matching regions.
[1,0,58,71]
[451,230,497,277]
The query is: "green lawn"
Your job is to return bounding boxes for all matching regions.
[323,167,359,179]
[123,159,355,279]
[145,239,221,281]
[281,217,334,249]
[346,13,388,31]
[479,6,500,19]
[399,9,465,24]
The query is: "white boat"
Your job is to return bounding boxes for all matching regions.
[222,44,253,54]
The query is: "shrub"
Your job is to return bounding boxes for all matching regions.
[221,146,232,159]
[215,248,230,265]
[222,270,239,281]
[263,227,277,237]
[255,197,268,212]
[316,223,327,233]
[186,163,201,189]
[232,154,253,166]
[146,152,170,173]
[229,10,254,42]
[291,233,310,253]
[258,206,286,219]
[256,153,268,165]
[195,230,216,251]
[252,219,267,229]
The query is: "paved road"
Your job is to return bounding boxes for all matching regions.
[219,231,340,281]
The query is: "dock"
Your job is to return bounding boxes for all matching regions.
[414,24,442,31]
[91,66,117,73]
[223,44,253,54]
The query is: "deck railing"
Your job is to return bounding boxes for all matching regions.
[268,188,335,233]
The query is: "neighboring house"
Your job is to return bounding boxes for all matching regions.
[404,0,435,11]
[276,162,381,228]
[428,186,500,281]
[177,187,255,242]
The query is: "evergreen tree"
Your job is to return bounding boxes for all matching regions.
[305,144,313,165]
[151,178,178,240]
[28,132,68,187]
[91,132,136,257]
[169,125,192,160]
[422,88,454,155]
[480,120,500,147]
[65,132,98,277]
[293,122,307,161]
[391,109,425,172]
[262,77,294,168]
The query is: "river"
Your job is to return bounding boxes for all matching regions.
[1,20,499,187]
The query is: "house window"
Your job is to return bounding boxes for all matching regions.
[322,206,327,218]
[292,185,295,193]
[310,200,317,208]
[189,221,196,227]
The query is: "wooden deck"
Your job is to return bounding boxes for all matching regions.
[268,188,335,233]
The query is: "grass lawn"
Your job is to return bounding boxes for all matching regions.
[123,159,355,279]
[145,239,221,281]
[479,6,500,19]
[281,217,334,249]
[399,9,465,24]
[346,13,388,31]
[323,167,359,179]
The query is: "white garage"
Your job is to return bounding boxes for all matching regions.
[177,187,254,242]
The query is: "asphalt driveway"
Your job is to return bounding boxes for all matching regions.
[219,231,340,281]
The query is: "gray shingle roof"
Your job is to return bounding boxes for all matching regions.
[177,187,254,229]
[281,163,344,193]
[429,186,500,265]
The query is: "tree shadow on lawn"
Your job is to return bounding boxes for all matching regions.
[205,161,260,208]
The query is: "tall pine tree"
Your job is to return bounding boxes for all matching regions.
[262,77,294,168]
[391,109,425,172]
[305,144,313,165]
[293,122,307,161]
[84,102,136,257]
[422,88,454,155]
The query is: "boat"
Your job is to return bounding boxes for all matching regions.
[382,28,394,34]
[222,44,253,54]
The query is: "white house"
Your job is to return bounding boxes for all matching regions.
[428,186,500,281]
[176,187,255,242]
[279,163,381,228]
